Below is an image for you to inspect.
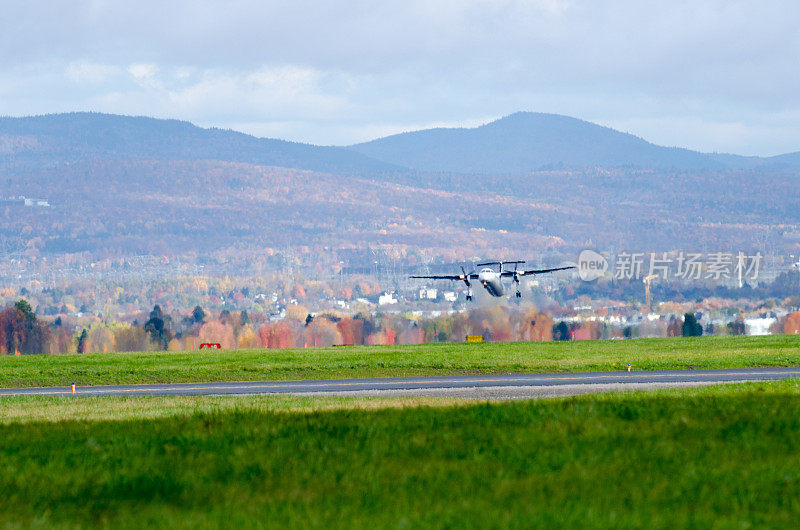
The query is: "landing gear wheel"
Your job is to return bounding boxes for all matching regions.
[515,291,521,298]
[466,294,473,302]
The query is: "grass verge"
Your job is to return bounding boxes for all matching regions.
[0,381,799,527]
[0,394,468,424]
[0,334,799,388]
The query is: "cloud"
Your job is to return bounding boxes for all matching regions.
[1,1,800,153]
[65,62,121,84]
[128,64,158,81]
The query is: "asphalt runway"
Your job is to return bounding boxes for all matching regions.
[0,367,799,398]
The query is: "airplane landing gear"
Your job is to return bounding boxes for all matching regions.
[515,290,521,298]
[466,289,473,302]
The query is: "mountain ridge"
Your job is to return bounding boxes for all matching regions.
[348,111,800,173]
[2,111,799,175]
[0,112,401,175]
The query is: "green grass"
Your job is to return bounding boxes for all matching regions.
[0,394,469,424]
[1,381,800,528]
[2,334,800,388]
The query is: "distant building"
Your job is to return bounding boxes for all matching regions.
[378,292,398,305]
[744,317,776,336]
[1,196,50,207]
[419,288,437,300]
[443,291,457,302]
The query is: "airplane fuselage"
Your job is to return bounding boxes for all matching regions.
[478,268,505,297]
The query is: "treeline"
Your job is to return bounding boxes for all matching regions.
[0,300,73,354]
[4,299,800,355]
[2,301,555,354]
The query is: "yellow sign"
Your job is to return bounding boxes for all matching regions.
[466,335,484,343]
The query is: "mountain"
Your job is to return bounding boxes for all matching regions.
[0,111,799,270]
[0,112,399,175]
[348,112,770,173]
[4,111,798,177]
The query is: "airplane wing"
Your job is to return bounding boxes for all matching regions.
[410,274,477,280]
[500,265,576,277]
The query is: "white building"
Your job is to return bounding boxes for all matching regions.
[419,288,438,300]
[378,292,398,305]
[744,317,776,336]
[23,197,50,207]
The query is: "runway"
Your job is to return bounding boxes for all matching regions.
[0,367,799,398]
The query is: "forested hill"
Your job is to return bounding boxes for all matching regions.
[0,111,799,263]
[348,112,798,174]
[4,111,800,176]
[0,112,399,175]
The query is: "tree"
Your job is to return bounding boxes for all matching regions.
[667,316,682,337]
[192,305,206,323]
[76,329,89,354]
[114,325,153,352]
[237,324,259,348]
[14,300,35,321]
[784,312,800,334]
[0,299,48,354]
[219,309,234,326]
[144,305,171,349]
[198,320,236,349]
[728,319,746,335]
[87,326,115,353]
[682,313,703,337]
[150,305,165,321]
[553,321,570,341]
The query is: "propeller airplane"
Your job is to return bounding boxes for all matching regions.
[411,260,575,301]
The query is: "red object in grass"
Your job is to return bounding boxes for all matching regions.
[199,343,222,349]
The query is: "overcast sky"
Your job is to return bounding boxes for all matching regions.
[2,1,799,155]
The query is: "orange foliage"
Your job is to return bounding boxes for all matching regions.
[303,318,342,347]
[198,320,236,349]
[784,312,800,334]
[258,322,296,348]
[292,285,306,299]
[336,317,364,346]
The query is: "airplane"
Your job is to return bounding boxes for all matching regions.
[411,260,575,301]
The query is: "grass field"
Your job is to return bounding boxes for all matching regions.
[1,381,799,528]
[0,394,468,424]
[1,334,799,388]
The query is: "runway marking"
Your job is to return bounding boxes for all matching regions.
[1,369,799,396]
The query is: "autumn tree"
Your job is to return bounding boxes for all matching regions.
[0,299,48,354]
[198,320,236,349]
[114,325,153,352]
[86,326,116,353]
[303,317,342,347]
[237,324,259,349]
[783,312,800,334]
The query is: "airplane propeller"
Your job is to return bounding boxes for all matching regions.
[461,266,474,301]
